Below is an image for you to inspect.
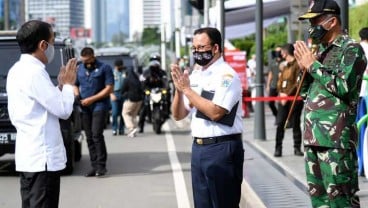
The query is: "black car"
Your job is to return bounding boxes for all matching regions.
[0,34,82,174]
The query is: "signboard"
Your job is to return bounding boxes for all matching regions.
[70,28,92,39]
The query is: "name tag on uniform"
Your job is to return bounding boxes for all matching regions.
[282,80,287,88]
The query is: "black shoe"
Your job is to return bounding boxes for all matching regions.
[84,169,96,177]
[274,148,282,157]
[95,169,107,177]
[294,148,304,156]
[139,128,144,133]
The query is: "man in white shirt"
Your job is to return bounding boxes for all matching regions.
[6,20,77,208]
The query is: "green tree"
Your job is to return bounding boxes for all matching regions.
[230,21,287,64]
[141,27,161,46]
[349,3,368,40]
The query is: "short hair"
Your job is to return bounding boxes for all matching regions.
[193,27,223,53]
[16,20,52,54]
[80,47,94,57]
[114,59,124,67]
[282,43,294,56]
[359,27,368,40]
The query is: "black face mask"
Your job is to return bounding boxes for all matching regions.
[193,50,214,66]
[308,25,328,44]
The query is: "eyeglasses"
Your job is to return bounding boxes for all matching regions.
[191,44,212,52]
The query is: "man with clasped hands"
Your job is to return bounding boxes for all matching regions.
[171,27,244,208]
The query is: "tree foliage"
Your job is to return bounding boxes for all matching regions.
[141,27,161,46]
[349,3,368,40]
[231,21,287,64]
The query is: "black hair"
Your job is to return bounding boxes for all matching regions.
[16,20,52,54]
[114,59,124,67]
[80,47,94,57]
[193,27,223,53]
[359,27,368,40]
[282,43,294,56]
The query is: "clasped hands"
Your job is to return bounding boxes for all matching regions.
[293,40,317,72]
[170,64,190,93]
[57,58,78,87]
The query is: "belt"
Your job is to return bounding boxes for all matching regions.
[193,134,242,145]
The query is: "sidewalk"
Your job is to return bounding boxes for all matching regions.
[243,108,368,207]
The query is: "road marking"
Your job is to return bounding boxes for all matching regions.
[163,122,191,208]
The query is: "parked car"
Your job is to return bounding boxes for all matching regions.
[0,33,82,174]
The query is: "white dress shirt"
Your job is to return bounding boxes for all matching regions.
[184,57,243,137]
[6,54,74,172]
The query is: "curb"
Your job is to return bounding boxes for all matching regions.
[240,179,267,208]
[244,139,309,195]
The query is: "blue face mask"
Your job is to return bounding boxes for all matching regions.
[193,50,213,66]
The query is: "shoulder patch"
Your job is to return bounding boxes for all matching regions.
[343,46,357,66]
[221,74,233,87]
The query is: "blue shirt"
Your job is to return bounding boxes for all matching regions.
[76,59,114,112]
[113,69,126,99]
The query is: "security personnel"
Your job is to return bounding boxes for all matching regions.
[171,27,244,208]
[75,47,114,177]
[295,0,367,207]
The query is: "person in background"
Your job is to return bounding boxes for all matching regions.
[295,0,367,206]
[74,47,114,177]
[273,43,304,157]
[171,27,244,208]
[138,58,169,133]
[266,46,282,119]
[7,20,77,208]
[246,54,256,113]
[110,59,126,136]
[121,67,144,138]
[358,27,368,97]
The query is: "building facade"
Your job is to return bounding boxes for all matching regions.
[27,0,84,38]
[0,0,24,30]
[91,0,129,44]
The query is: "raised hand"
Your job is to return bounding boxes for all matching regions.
[58,58,77,86]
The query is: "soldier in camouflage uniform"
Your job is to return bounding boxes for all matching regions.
[294,0,367,207]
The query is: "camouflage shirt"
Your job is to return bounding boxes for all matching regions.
[300,35,367,149]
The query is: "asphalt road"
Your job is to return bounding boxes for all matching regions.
[0,116,310,208]
[0,118,194,208]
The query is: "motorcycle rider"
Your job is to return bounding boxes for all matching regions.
[138,54,170,133]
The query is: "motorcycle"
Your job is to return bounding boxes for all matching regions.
[144,87,170,134]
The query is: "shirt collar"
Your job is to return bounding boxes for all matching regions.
[20,54,45,68]
[202,56,224,72]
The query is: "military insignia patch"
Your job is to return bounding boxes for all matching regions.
[221,74,233,87]
[343,46,356,66]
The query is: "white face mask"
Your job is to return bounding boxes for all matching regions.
[44,41,55,64]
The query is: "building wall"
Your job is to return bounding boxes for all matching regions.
[91,0,129,43]
[27,0,84,38]
[0,0,23,30]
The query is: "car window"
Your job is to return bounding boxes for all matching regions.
[0,39,73,88]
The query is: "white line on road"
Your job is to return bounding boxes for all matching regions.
[164,122,191,208]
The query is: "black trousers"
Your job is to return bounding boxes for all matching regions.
[82,110,108,172]
[268,87,278,117]
[275,100,303,149]
[20,171,60,208]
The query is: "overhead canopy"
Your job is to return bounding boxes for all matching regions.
[223,0,292,39]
